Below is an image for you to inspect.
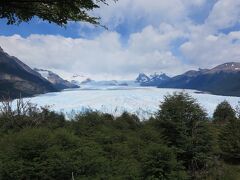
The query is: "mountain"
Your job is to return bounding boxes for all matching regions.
[208,62,240,73]
[136,73,170,86]
[34,69,79,90]
[81,78,95,85]
[136,73,150,84]
[158,62,240,96]
[148,73,170,85]
[79,78,138,87]
[68,74,138,87]
[68,74,90,85]
[0,47,57,99]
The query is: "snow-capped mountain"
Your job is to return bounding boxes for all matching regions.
[34,69,79,90]
[67,74,138,87]
[81,78,95,85]
[158,62,240,96]
[70,72,169,88]
[69,74,89,85]
[0,47,57,99]
[149,73,170,83]
[79,79,138,88]
[208,62,240,73]
[136,73,150,84]
[136,73,170,86]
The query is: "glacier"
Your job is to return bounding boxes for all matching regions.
[20,86,240,120]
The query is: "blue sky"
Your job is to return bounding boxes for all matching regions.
[0,0,240,80]
[0,19,86,38]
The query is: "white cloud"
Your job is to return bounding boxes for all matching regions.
[180,31,240,67]
[178,0,240,68]
[1,0,240,79]
[0,31,189,80]
[95,0,208,30]
[205,0,240,31]
[129,24,185,53]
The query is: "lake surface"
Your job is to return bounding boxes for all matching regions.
[23,86,240,119]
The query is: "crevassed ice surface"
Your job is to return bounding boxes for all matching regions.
[21,86,240,119]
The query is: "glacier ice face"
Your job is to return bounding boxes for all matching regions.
[19,87,240,120]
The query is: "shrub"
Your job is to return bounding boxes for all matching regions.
[156,92,214,178]
[142,143,188,180]
[213,101,236,125]
[219,119,240,163]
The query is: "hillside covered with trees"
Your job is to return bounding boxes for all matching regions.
[0,93,240,179]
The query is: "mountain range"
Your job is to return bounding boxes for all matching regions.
[66,74,138,87]
[158,62,240,96]
[136,62,240,96]
[135,73,170,86]
[1,46,240,98]
[0,47,57,99]
[0,48,78,99]
[34,69,79,90]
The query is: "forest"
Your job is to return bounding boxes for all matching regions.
[0,93,240,180]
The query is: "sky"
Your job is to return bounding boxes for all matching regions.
[1,0,240,80]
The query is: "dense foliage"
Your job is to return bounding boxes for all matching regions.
[213,100,236,125]
[0,94,240,179]
[0,0,115,26]
[156,93,213,179]
[219,118,240,162]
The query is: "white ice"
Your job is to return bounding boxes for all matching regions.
[20,86,240,120]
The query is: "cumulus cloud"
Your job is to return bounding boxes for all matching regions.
[94,0,210,31]
[129,24,185,53]
[1,0,240,79]
[0,30,189,80]
[179,0,240,68]
[205,0,240,31]
[180,31,240,67]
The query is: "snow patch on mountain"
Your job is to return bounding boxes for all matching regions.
[36,69,52,79]
[136,73,150,84]
[69,74,89,85]
[135,72,170,86]
[34,69,79,90]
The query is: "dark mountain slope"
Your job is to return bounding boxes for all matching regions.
[158,63,240,96]
[0,48,57,99]
[34,69,79,90]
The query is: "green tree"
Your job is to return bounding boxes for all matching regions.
[114,112,141,130]
[156,92,214,179]
[0,0,115,26]
[219,119,240,163]
[0,128,52,179]
[0,128,108,179]
[213,101,236,125]
[142,143,188,180]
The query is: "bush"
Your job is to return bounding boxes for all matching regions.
[0,128,110,179]
[219,119,240,163]
[142,143,188,180]
[114,112,141,130]
[0,99,66,132]
[1,93,240,179]
[213,101,236,125]
[156,93,214,178]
